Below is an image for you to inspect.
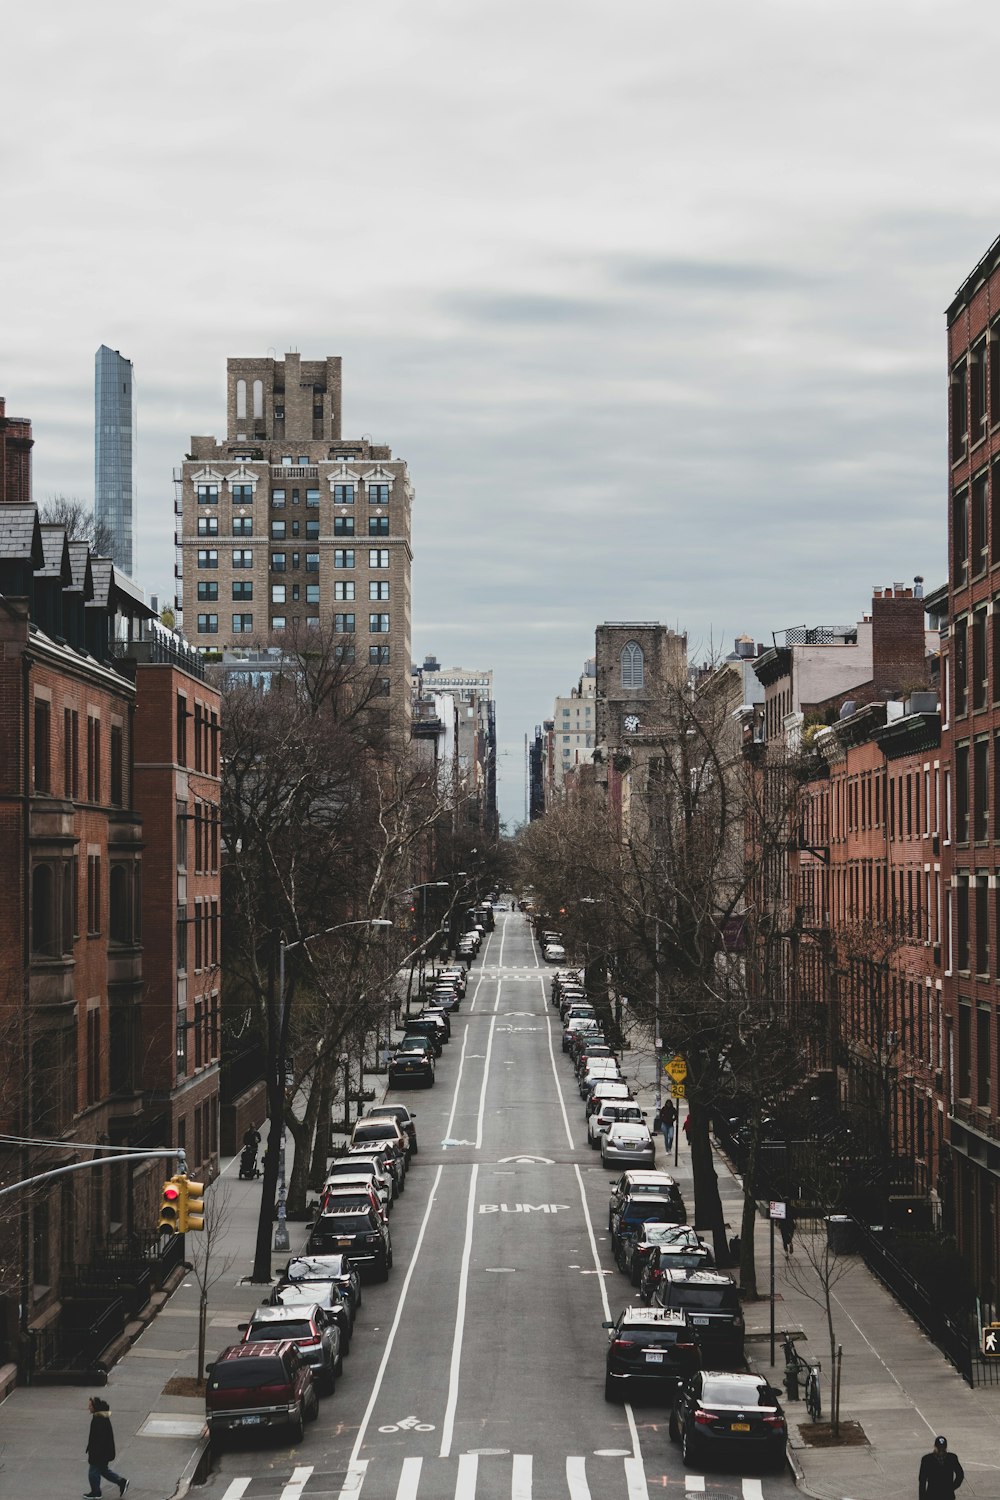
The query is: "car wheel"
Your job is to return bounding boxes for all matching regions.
[376,1253,390,1283]
[681,1427,701,1468]
[604,1372,620,1402]
[589,1134,598,1150]
[629,1260,641,1287]
[306,1387,320,1422]
[323,1363,338,1394]
[410,1139,418,1155]
[668,1409,680,1443]
[290,1405,305,1443]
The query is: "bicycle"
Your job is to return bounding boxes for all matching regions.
[780,1334,822,1421]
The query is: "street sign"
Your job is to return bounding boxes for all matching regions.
[670,1082,685,1099]
[983,1322,1000,1357]
[664,1054,687,1083]
[769,1201,787,1220]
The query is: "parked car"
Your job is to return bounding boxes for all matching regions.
[389,1039,436,1087]
[418,1004,451,1040]
[622,1223,712,1287]
[364,1103,418,1155]
[347,1136,406,1193]
[240,1302,341,1391]
[603,1305,699,1403]
[588,1100,645,1148]
[670,1370,787,1471]
[575,1041,616,1076]
[316,1183,385,1218]
[608,1171,686,1229]
[585,1080,633,1115]
[639,1239,716,1301]
[322,1165,391,1216]
[205,1341,318,1442]
[306,1206,393,1279]
[602,1121,656,1169]
[402,1019,444,1057]
[544,942,567,963]
[653,1270,745,1365]
[268,1277,353,1353]
[611,1192,689,1254]
[580,1062,623,1101]
[278,1253,362,1317]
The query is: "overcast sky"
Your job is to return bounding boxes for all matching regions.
[3,1,997,827]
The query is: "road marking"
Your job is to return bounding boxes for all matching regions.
[439,1162,479,1457]
[567,1455,591,1499]
[512,1453,532,1498]
[397,1455,422,1500]
[684,1478,705,1493]
[474,992,501,1148]
[624,1456,650,1498]
[456,1452,478,1494]
[335,1460,368,1497]
[220,1481,252,1500]
[279,1467,313,1500]
[498,1154,553,1164]
[347,1167,444,1465]
[742,1480,764,1499]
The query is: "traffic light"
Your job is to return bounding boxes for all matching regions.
[178,1177,206,1233]
[158,1177,183,1234]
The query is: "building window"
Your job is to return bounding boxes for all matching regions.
[109,864,130,944]
[63,708,79,798]
[253,379,264,420]
[369,548,389,568]
[232,483,253,506]
[306,489,320,507]
[954,615,968,717]
[197,515,219,537]
[197,581,218,601]
[197,613,218,634]
[232,515,253,536]
[232,549,253,569]
[378,677,391,696]
[335,516,355,536]
[270,553,286,573]
[87,854,102,935]
[306,552,320,572]
[336,549,355,569]
[232,580,253,600]
[370,581,390,600]
[87,715,101,801]
[33,698,51,795]
[368,516,389,536]
[176,695,188,766]
[197,484,219,505]
[972,472,989,577]
[271,520,286,540]
[952,486,969,591]
[87,1007,101,1104]
[972,339,988,445]
[306,583,320,604]
[31,864,57,955]
[306,615,320,628]
[952,359,968,463]
[271,584,286,604]
[197,549,218,569]
[334,613,355,633]
[236,380,247,420]
[335,581,354,600]
[370,644,390,664]
[305,518,320,540]
[368,482,389,505]
[369,613,390,634]
[271,489,286,508]
[232,613,253,633]
[334,483,355,505]
[110,723,124,808]
[335,644,356,663]
[621,641,644,689]
[271,615,286,631]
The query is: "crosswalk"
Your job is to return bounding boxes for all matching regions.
[217,1456,774,1500]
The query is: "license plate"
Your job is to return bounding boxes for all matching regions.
[238,1415,265,1426]
[645,1352,663,1363]
[337,1238,351,1247]
[691,1316,709,1325]
[731,1422,750,1432]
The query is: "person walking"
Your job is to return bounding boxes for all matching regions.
[84,1396,129,1498]
[779,1207,796,1256]
[918,1435,965,1499]
[659,1096,676,1151]
[682,1112,691,1144]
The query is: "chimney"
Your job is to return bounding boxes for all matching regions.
[871,583,928,699]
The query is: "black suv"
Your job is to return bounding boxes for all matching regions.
[306,1206,392,1280]
[653,1270,745,1364]
[603,1305,699,1402]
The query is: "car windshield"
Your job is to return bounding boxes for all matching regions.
[626,1202,675,1222]
[659,1250,708,1268]
[646,1224,693,1244]
[329,1162,377,1177]
[248,1320,313,1341]
[702,1378,774,1406]
[668,1284,738,1310]
[353,1125,393,1141]
[316,1213,372,1233]
[621,1326,683,1346]
[211,1358,285,1389]
[287,1257,346,1278]
[629,1181,673,1195]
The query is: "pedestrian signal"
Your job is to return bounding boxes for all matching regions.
[179,1178,206,1233]
[983,1322,1000,1357]
[158,1177,183,1234]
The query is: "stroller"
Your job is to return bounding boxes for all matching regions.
[239,1132,262,1179]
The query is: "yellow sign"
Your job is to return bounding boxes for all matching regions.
[671,1082,686,1099]
[664,1054,687,1083]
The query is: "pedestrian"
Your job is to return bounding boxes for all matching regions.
[918,1435,965,1499]
[682,1112,691,1144]
[779,1207,796,1256]
[84,1396,129,1499]
[659,1096,676,1151]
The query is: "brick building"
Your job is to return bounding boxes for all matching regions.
[177,353,413,740]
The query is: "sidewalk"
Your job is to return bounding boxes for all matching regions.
[619,1039,1000,1499]
[0,1064,392,1500]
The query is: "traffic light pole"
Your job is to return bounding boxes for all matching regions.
[0,1147,186,1198]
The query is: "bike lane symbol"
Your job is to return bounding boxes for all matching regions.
[378,1415,435,1433]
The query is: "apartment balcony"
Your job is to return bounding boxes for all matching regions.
[271,465,317,479]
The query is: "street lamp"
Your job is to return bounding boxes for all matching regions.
[273,918,392,1252]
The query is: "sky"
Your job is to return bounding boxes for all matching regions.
[3,0,999,829]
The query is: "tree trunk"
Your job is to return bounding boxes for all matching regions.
[251,947,283,1284]
[198,1291,207,1383]
[309,1060,335,1191]
[286,1073,322,1215]
[739,1121,762,1296]
[689,1096,727,1263]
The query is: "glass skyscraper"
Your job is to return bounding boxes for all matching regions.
[94,344,135,576]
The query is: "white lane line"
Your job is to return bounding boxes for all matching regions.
[279,1466,313,1500]
[742,1480,764,1500]
[220,1481,252,1500]
[512,1452,532,1498]
[566,1455,591,1500]
[684,1478,705,1493]
[439,1162,480,1456]
[543,980,576,1151]
[335,1459,368,1498]
[624,1456,649,1499]
[474,994,501,1148]
[396,1456,422,1500]
[348,1166,444,1465]
[456,1450,479,1494]
[441,1013,474,1143]
[467,927,496,1014]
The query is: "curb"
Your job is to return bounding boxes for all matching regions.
[168,1433,211,1500]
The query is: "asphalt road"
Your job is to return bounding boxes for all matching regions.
[202,910,798,1500]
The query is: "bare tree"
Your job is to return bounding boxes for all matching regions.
[39,496,115,557]
[187,1180,237,1389]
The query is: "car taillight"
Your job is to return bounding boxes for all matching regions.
[674,1340,696,1350]
[298,1335,320,1346]
[610,1340,638,1359]
[732,1314,744,1328]
[762,1413,786,1428]
[693,1410,719,1426]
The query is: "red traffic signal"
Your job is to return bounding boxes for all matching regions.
[158,1177,183,1234]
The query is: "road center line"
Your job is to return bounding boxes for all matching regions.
[439,1161,479,1457]
[348,1165,444,1465]
[467,926,496,1014]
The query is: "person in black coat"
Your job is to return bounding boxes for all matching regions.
[918,1435,965,1499]
[84,1396,129,1499]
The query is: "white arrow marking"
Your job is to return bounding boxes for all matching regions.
[498,1154,553,1164]
[440,1138,473,1147]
